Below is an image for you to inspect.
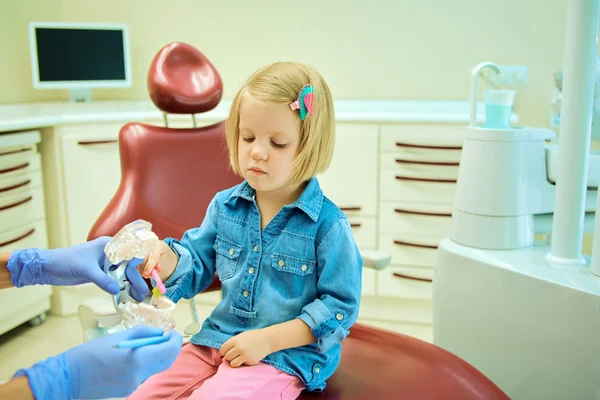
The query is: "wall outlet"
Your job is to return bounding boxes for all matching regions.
[490,65,528,85]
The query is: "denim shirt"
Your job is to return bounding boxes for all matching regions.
[161,177,362,391]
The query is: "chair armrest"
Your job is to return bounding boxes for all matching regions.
[359,250,391,270]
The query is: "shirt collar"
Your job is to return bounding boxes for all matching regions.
[224,178,323,222]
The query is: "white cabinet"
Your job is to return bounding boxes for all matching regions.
[40,122,129,316]
[363,123,465,335]
[318,124,379,217]
[42,122,129,248]
[60,129,122,245]
[0,130,51,336]
[317,123,379,296]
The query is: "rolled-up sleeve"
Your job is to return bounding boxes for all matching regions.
[297,218,362,353]
[160,197,219,303]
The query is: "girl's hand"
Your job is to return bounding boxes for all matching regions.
[137,241,178,282]
[220,329,275,367]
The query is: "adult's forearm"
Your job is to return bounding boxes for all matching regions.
[0,376,35,400]
[0,252,14,289]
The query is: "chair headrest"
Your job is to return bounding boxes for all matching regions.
[147,42,223,114]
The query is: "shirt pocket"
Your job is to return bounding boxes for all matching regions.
[214,235,242,281]
[271,252,316,276]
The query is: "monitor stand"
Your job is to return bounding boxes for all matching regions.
[69,88,92,103]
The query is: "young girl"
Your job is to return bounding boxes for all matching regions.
[129,62,362,400]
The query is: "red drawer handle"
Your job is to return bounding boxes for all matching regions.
[394,208,452,217]
[0,148,31,157]
[0,228,36,248]
[393,240,438,249]
[0,162,29,175]
[395,158,460,166]
[0,179,31,194]
[395,175,457,183]
[77,140,118,145]
[0,196,33,212]
[350,223,362,228]
[340,207,362,212]
[395,142,462,150]
[393,272,433,283]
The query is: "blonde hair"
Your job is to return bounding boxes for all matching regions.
[225,62,335,183]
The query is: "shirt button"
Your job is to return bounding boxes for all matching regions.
[215,243,219,249]
[301,264,307,272]
[243,291,249,297]
[278,260,285,267]
[229,248,234,255]
[315,367,320,373]
[336,313,343,321]
[254,245,259,252]
[248,268,255,274]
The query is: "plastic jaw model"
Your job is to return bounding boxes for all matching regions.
[102,220,177,331]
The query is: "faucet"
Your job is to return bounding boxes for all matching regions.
[470,61,502,128]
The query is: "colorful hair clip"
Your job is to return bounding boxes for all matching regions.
[290,84,314,120]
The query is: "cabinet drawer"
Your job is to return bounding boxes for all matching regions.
[55,122,128,138]
[379,203,452,239]
[360,319,433,343]
[381,124,464,153]
[318,124,378,217]
[380,154,460,179]
[347,216,376,249]
[0,145,40,173]
[379,233,439,268]
[0,284,52,337]
[380,170,456,204]
[0,130,40,149]
[0,187,45,233]
[0,220,48,252]
[362,269,376,296]
[0,163,43,197]
[358,295,433,325]
[377,265,433,300]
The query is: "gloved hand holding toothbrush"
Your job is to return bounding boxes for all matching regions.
[12,325,182,400]
[5,236,151,300]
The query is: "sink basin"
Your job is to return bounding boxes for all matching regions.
[545,143,600,188]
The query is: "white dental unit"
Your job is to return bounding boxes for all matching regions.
[433,1,600,398]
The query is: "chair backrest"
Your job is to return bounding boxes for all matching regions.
[88,42,242,241]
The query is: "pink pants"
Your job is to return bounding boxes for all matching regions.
[127,343,305,400]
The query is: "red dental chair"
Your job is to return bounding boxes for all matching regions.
[88,42,510,400]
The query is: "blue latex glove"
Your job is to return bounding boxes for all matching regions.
[7,237,150,301]
[14,326,182,400]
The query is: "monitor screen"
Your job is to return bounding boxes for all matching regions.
[29,22,131,89]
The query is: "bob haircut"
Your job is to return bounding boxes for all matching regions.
[225,62,335,183]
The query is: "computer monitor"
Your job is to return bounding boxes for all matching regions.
[29,22,131,102]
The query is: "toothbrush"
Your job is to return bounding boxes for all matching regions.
[151,268,166,298]
[113,335,169,349]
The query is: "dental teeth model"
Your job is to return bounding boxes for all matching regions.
[118,295,177,332]
[103,219,177,332]
[104,219,159,265]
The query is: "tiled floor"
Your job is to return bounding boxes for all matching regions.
[0,297,432,383]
